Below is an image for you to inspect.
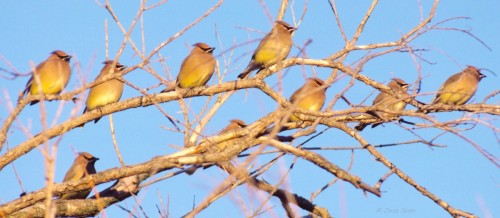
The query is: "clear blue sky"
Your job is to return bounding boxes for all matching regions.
[0,1,499,217]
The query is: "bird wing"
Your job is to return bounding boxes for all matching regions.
[439,73,462,92]
[372,91,389,106]
[23,76,34,96]
[289,86,304,103]
[177,52,204,87]
[252,30,275,60]
[23,60,49,96]
[63,164,84,182]
[432,73,463,103]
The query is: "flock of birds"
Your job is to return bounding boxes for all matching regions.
[19,20,486,200]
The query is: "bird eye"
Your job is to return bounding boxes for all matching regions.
[204,47,215,53]
[116,64,126,70]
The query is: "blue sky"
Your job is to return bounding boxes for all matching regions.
[1,1,499,217]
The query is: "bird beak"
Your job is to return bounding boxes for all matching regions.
[479,73,486,79]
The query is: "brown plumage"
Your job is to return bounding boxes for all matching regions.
[80,60,126,127]
[355,78,410,131]
[219,119,247,134]
[60,152,99,200]
[192,119,247,171]
[431,66,485,105]
[289,77,328,121]
[237,21,296,79]
[23,50,72,105]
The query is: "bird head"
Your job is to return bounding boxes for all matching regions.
[219,119,247,134]
[308,77,329,90]
[102,60,126,72]
[79,152,99,163]
[193,42,215,54]
[465,65,486,80]
[391,78,410,90]
[275,21,297,34]
[229,119,247,128]
[51,50,72,62]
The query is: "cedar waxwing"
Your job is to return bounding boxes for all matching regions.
[215,119,247,151]
[237,21,296,79]
[177,43,216,88]
[220,119,247,134]
[188,119,247,172]
[23,50,72,105]
[355,78,410,131]
[161,43,216,92]
[289,77,328,121]
[60,152,99,200]
[431,66,485,105]
[80,60,126,126]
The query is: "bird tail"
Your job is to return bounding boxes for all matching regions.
[77,108,88,128]
[22,77,39,105]
[22,77,32,97]
[371,122,383,128]
[237,61,259,79]
[354,123,368,131]
[355,111,382,131]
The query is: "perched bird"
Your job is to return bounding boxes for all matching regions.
[431,66,485,105]
[237,21,296,79]
[289,77,328,121]
[355,78,410,131]
[187,119,247,173]
[60,152,99,200]
[162,43,216,92]
[23,50,72,105]
[219,119,247,134]
[80,60,126,126]
[213,119,248,152]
